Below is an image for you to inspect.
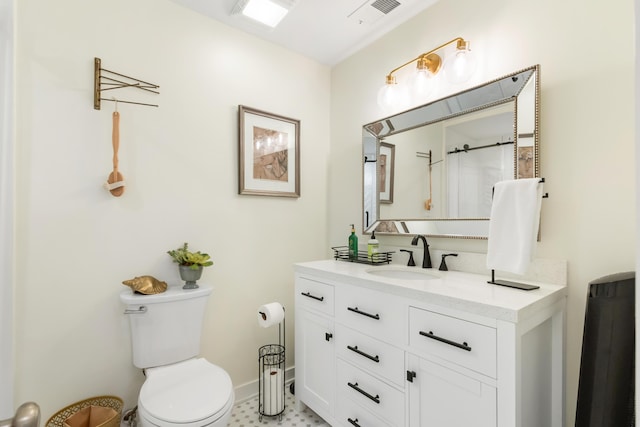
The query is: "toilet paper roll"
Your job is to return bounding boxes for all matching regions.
[257,302,285,328]
[261,368,284,416]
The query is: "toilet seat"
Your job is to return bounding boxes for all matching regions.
[139,358,234,427]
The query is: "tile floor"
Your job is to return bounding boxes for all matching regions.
[228,387,329,427]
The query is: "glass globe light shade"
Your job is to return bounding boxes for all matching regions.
[444,45,477,84]
[408,68,437,105]
[377,81,409,114]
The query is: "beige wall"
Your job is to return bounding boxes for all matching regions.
[13,0,330,419]
[330,0,635,425]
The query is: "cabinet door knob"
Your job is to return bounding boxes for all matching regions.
[406,370,417,382]
[325,332,333,341]
[347,418,361,427]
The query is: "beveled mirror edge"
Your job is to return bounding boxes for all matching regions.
[532,65,541,178]
[362,64,540,239]
[363,65,539,138]
[365,218,490,239]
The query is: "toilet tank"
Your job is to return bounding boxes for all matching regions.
[120,284,213,369]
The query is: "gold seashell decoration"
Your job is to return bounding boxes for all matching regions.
[122,275,168,295]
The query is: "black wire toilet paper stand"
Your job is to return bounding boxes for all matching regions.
[258,308,286,421]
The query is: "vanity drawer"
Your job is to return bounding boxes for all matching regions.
[409,307,497,378]
[296,276,334,316]
[335,285,405,346]
[336,359,404,425]
[336,396,394,427]
[335,324,405,387]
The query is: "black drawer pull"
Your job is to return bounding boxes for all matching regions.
[419,330,472,351]
[347,382,380,404]
[347,345,379,363]
[347,306,380,320]
[301,292,324,302]
[325,332,333,342]
[347,418,361,427]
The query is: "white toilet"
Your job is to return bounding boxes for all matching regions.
[120,284,234,427]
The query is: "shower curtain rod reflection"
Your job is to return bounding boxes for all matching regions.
[447,140,513,155]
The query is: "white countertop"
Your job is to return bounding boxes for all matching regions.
[294,260,567,322]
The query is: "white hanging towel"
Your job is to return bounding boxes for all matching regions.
[486,178,544,275]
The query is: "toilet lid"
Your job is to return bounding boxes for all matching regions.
[140,358,233,424]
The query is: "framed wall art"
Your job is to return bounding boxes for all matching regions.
[238,105,300,197]
[379,142,395,204]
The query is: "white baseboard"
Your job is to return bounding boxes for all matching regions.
[233,366,295,404]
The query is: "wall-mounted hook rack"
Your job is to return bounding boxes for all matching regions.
[93,57,160,110]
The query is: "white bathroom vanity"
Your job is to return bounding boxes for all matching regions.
[294,259,566,427]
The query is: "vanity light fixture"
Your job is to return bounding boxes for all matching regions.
[232,0,292,28]
[377,37,477,112]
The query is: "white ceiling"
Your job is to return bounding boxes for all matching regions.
[169,0,438,66]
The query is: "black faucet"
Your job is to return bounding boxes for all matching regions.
[411,235,432,268]
[439,253,458,271]
[400,249,415,266]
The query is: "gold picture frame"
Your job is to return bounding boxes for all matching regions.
[238,105,300,197]
[379,142,395,204]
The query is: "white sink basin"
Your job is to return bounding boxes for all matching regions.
[366,267,441,281]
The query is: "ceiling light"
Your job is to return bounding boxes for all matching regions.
[234,0,289,28]
[377,37,477,113]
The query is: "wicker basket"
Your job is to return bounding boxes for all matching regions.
[45,396,123,427]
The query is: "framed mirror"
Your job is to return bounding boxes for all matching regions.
[363,65,539,239]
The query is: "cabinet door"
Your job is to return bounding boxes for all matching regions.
[295,309,335,420]
[407,354,496,427]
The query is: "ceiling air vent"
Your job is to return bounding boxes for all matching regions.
[371,0,401,14]
[348,0,403,25]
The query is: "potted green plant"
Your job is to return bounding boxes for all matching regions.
[167,242,213,289]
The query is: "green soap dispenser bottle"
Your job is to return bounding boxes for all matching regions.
[348,224,358,260]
